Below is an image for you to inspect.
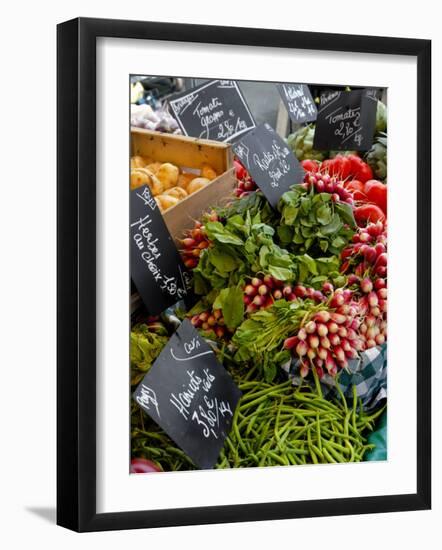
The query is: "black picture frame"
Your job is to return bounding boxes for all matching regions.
[57,17,431,532]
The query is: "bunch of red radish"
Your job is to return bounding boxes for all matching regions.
[301,171,354,205]
[283,288,364,378]
[243,276,328,314]
[190,309,229,339]
[352,276,387,350]
[180,213,219,269]
[340,220,387,279]
[234,159,257,198]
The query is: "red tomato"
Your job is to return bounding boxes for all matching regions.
[354,162,373,183]
[301,159,320,173]
[333,155,352,179]
[354,204,386,226]
[130,458,162,474]
[364,180,387,214]
[347,154,364,175]
[234,159,247,180]
[344,180,367,201]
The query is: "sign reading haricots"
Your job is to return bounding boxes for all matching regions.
[133,319,242,469]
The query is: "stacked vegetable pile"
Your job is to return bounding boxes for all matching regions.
[131,131,388,473]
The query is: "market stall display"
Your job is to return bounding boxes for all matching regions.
[129,79,388,473]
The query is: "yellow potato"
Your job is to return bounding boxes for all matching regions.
[187,177,211,195]
[201,164,217,180]
[154,194,179,212]
[130,168,163,195]
[146,162,162,174]
[163,186,188,200]
[156,163,179,190]
[177,172,198,191]
[130,155,151,169]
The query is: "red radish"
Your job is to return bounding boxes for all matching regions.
[130,458,162,474]
[366,315,376,328]
[333,346,345,362]
[207,315,216,326]
[300,362,309,377]
[348,274,360,285]
[253,295,264,307]
[273,289,283,300]
[298,328,307,340]
[366,339,377,349]
[328,321,339,334]
[376,266,387,277]
[361,278,373,293]
[325,353,336,373]
[309,335,320,349]
[215,326,225,339]
[246,303,257,314]
[283,285,293,297]
[307,348,316,360]
[294,285,307,298]
[322,282,334,294]
[305,320,317,334]
[314,310,331,323]
[313,290,324,302]
[374,278,386,290]
[338,326,348,338]
[320,336,331,349]
[317,323,328,337]
[370,306,381,317]
[375,334,386,345]
[337,304,350,315]
[244,284,256,296]
[243,295,251,305]
[251,277,261,287]
[263,275,274,287]
[331,312,347,324]
[368,291,379,307]
[258,284,268,296]
[329,334,341,347]
[284,336,299,349]
[345,348,358,359]
[317,347,328,360]
[296,341,308,356]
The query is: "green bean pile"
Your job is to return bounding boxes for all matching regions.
[217,379,384,468]
[131,378,384,471]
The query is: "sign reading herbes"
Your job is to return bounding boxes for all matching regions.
[130,184,192,316]
[168,80,256,142]
[133,319,242,469]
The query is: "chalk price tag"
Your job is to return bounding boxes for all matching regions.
[130,185,193,316]
[313,90,377,151]
[232,123,305,208]
[168,80,255,142]
[277,83,317,123]
[133,319,242,469]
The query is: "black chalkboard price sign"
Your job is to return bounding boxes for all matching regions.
[232,123,305,208]
[168,80,256,142]
[133,319,242,469]
[313,90,377,151]
[277,83,317,123]
[130,184,192,316]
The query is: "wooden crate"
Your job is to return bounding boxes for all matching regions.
[131,128,236,241]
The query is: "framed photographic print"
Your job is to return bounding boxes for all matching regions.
[57,17,431,532]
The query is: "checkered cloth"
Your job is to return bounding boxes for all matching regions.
[282,344,387,412]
